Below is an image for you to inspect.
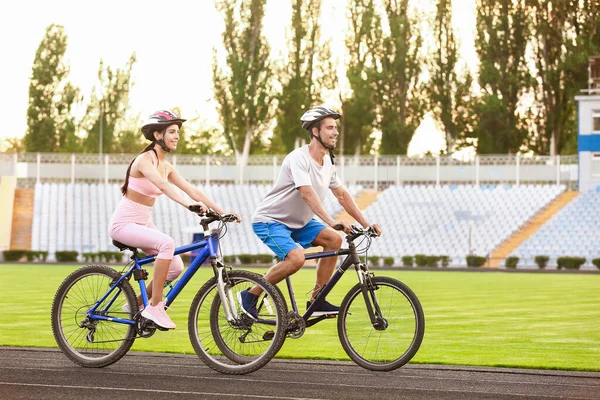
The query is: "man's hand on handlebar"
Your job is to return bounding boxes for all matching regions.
[331,220,352,234]
[369,224,382,237]
[332,222,382,238]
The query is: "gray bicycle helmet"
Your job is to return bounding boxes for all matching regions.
[300,106,341,131]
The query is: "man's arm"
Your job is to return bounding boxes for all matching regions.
[331,185,369,227]
[331,185,382,236]
[297,186,339,228]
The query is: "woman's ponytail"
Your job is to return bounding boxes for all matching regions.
[121,143,157,196]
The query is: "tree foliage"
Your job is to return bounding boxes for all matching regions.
[271,0,336,153]
[341,0,379,156]
[473,0,532,154]
[426,0,473,153]
[213,0,275,159]
[82,54,136,154]
[24,24,81,153]
[526,0,600,155]
[371,0,427,155]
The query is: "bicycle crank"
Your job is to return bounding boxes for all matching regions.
[286,311,306,339]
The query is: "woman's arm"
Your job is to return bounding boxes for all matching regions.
[167,167,227,214]
[135,153,198,209]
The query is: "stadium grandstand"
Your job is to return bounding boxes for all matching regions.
[2,151,598,269]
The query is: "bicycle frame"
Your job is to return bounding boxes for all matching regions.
[285,238,379,326]
[87,231,222,326]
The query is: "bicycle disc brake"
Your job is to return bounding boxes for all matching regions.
[286,311,306,339]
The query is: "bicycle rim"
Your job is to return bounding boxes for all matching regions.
[338,276,424,371]
[51,265,137,367]
[188,271,286,374]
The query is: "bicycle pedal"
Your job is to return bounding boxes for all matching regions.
[262,330,275,341]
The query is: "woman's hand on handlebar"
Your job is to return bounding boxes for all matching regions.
[224,211,243,223]
[188,202,208,214]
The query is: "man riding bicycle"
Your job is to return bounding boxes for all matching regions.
[239,106,382,318]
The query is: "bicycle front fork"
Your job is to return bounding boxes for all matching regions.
[356,266,388,330]
[215,265,239,321]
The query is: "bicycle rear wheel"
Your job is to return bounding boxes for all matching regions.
[338,276,424,371]
[51,265,137,367]
[188,270,286,374]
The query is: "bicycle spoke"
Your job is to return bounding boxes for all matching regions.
[338,276,424,371]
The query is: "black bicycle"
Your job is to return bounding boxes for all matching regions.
[275,225,424,371]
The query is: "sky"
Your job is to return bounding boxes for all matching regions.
[0,0,476,155]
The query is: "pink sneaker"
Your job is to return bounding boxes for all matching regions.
[141,301,176,329]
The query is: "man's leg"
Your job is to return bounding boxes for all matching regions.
[248,248,305,296]
[248,222,305,296]
[309,228,343,300]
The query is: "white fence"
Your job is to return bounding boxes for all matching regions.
[0,152,579,189]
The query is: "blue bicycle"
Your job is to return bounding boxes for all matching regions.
[51,208,287,375]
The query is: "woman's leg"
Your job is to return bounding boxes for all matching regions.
[110,222,176,306]
[137,255,184,305]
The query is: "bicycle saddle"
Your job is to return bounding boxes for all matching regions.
[112,240,138,253]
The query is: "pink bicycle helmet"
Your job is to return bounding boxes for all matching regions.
[141,110,186,141]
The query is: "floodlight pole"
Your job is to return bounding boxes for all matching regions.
[99,103,104,160]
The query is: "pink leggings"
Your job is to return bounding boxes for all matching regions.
[108,198,183,282]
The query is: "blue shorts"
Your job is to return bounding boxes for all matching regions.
[252,219,327,261]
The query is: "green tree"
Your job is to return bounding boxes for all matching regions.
[427,0,473,153]
[526,0,600,155]
[213,0,275,160]
[271,0,336,153]
[371,0,427,155]
[340,0,379,156]
[23,24,81,153]
[82,54,136,154]
[473,0,532,154]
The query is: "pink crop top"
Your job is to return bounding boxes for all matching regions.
[127,152,165,198]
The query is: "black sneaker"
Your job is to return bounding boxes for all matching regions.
[307,299,340,316]
[237,289,259,319]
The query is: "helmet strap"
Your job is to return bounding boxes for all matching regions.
[156,139,171,152]
[311,129,335,165]
[155,129,171,153]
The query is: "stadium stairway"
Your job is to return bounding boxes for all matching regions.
[303,190,382,263]
[10,188,34,250]
[0,176,17,252]
[488,190,579,267]
[334,189,382,224]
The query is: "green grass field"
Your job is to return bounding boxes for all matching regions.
[1,264,599,371]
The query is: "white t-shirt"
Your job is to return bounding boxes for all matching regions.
[252,145,342,229]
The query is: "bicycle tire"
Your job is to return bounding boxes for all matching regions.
[51,265,137,368]
[188,270,286,374]
[337,276,425,371]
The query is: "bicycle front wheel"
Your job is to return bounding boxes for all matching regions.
[338,276,424,371]
[188,270,286,375]
[51,265,137,368]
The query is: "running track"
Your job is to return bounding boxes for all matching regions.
[0,347,598,399]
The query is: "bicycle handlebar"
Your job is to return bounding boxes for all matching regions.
[333,224,379,242]
[188,205,239,225]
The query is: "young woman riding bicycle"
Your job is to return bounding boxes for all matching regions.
[108,109,241,330]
